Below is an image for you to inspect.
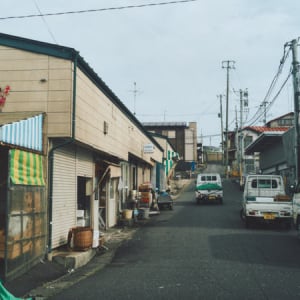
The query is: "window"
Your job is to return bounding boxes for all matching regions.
[244,136,253,148]
[201,175,217,181]
[278,119,293,126]
[251,179,278,189]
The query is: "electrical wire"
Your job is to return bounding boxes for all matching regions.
[33,0,58,44]
[0,0,198,20]
[247,70,292,126]
[245,45,291,126]
[263,70,292,113]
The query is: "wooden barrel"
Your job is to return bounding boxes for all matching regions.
[72,227,93,250]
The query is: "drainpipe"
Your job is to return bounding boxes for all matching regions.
[47,52,78,257]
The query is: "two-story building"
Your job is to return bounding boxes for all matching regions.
[143,121,198,163]
[0,32,164,281]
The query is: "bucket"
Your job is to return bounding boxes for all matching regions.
[138,208,150,219]
[123,209,133,219]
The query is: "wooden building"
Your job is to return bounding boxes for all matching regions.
[0,33,163,280]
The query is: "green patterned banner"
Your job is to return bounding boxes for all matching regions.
[10,149,45,186]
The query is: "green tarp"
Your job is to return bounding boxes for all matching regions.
[196,183,222,190]
[9,149,45,186]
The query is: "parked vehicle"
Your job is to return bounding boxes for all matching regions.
[157,190,173,210]
[240,174,292,228]
[195,173,223,204]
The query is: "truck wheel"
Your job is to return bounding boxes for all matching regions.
[240,208,245,221]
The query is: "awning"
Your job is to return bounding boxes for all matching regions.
[9,149,45,186]
[244,132,284,155]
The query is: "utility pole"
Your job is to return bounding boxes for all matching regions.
[260,100,268,124]
[217,94,224,165]
[290,39,300,185]
[222,60,235,178]
[239,89,248,186]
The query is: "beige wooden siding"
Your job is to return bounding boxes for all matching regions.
[0,45,163,164]
[52,146,76,249]
[0,46,73,137]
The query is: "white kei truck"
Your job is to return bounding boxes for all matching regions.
[240,174,293,228]
[195,173,223,204]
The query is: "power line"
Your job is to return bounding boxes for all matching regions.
[0,0,198,20]
[33,0,58,44]
[246,46,291,126]
[247,70,292,126]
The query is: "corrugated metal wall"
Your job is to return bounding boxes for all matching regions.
[76,147,93,177]
[52,145,93,248]
[52,146,76,248]
[0,114,43,152]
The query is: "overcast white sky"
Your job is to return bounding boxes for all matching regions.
[1,0,299,146]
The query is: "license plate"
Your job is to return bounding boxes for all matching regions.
[264,213,275,220]
[208,195,216,200]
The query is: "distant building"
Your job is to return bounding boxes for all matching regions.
[143,122,198,163]
[265,112,294,128]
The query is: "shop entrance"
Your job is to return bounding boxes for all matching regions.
[77,176,92,227]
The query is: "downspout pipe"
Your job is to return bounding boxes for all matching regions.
[47,52,78,256]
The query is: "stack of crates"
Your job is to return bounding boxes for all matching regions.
[138,183,153,208]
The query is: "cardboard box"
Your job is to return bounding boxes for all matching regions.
[274,194,291,201]
[139,183,152,192]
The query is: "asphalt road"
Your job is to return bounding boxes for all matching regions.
[50,179,300,300]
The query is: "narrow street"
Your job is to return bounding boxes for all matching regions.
[51,180,300,300]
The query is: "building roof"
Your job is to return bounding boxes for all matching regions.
[243,126,289,134]
[266,112,294,126]
[143,122,187,128]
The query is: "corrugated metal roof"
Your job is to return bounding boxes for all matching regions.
[0,112,44,152]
